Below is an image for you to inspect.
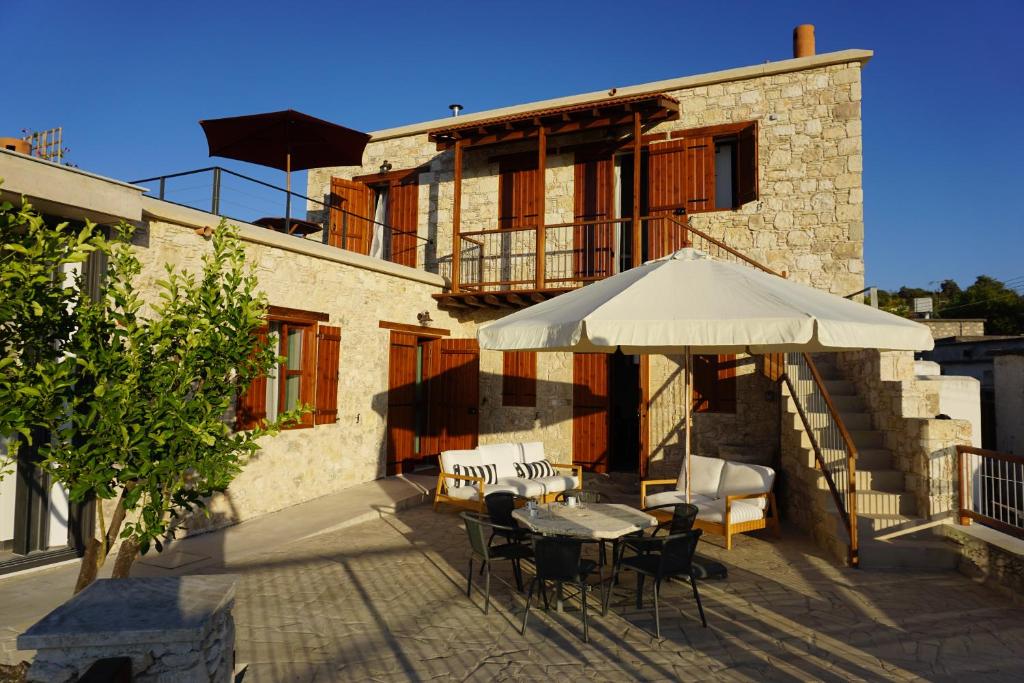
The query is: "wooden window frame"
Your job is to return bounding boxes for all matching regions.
[267,314,317,430]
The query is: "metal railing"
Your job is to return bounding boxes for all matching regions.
[447,215,690,292]
[958,445,1024,539]
[845,286,879,308]
[131,166,433,270]
[781,353,860,566]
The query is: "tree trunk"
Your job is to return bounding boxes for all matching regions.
[111,538,139,579]
[73,537,102,594]
[73,490,133,593]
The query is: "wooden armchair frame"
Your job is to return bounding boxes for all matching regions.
[639,479,780,550]
[433,462,584,513]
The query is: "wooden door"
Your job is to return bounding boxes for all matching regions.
[386,331,418,474]
[573,353,610,473]
[329,177,372,253]
[387,175,419,267]
[432,339,480,452]
[573,150,615,279]
[646,137,714,259]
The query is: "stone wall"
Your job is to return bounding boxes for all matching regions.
[941,523,1024,606]
[921,319,986,339]
[837,350,973,519]
[309,59,866,295]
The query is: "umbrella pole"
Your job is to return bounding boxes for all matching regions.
[285,152,292,231]
[685,346,692,503]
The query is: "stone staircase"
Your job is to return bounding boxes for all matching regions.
[781,354,960,570]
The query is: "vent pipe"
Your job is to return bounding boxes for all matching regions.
[793,24,815,58]
[448,103,463,117]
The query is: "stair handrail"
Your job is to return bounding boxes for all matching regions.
[664,215,786,277]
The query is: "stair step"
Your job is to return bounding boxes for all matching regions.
[816,468,904,492]
[820,488,916,516]
[857,536,960,570]
[836,411,872,430]
[832,394,865,413]
[850,430,884,449]
[823,379,856,396]
[857,448,893,469]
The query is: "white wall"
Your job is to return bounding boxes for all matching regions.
[915,366,982,448]
[994,355,1024,455]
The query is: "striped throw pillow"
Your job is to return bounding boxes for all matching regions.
[453,463,498,488]
[514,459,556,479]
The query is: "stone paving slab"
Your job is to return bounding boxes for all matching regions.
[3,474,1023,681]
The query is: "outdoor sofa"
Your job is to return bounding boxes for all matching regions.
[434,442,583,513]
[640,454,780,549]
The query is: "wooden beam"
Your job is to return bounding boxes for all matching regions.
[436,296,469,309]
[632,111,642,269]
[452,139,463,293]
[529,292,547,304]
[463,295,486,308]
[483,294,510,308]
[378,320,451,337]
[268,305,329,323]
[536,125,547,290]
[506,293,528,308]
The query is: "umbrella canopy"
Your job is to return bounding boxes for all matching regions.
[478,248,933,355]
[199,109,370,172]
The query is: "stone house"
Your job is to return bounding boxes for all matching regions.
[3,29,981,576]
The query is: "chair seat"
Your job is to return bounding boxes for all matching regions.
[490,542,533,561]
[619,553,667,576]
[696,499,765,525]
[645,491,716,508]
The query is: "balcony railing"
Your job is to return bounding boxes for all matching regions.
[131,166,433,270]
[958,445,1024,539]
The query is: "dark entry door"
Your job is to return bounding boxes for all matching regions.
[609,352,641,472]
[573,353,649,475]
[386,332,418,475]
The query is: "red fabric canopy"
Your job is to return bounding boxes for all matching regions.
[199,109,370,171]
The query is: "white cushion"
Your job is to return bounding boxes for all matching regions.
[440,450,482,491]
[645,491,715,509]
[717,462,775,510]
[533,474,580,495]
[520,441,545,463]
[675,455,726,498]
[695,499,765,525]
[491,476,547,498]
[445,483,481,501]
[477,443,522,479]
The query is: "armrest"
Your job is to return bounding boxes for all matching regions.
[724,491,769,525]
[551,463,584,482]
[440,472,486,496]
[640,479,678,505]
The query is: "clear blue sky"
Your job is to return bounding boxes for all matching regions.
[3,0,1022,291]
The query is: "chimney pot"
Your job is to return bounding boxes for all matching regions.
[793,24,815,58]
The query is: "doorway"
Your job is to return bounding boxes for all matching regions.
[572,352,649,475]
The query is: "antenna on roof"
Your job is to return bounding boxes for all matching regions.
[448,104,463,117]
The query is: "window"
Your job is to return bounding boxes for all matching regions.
[692,354,737,414]
[502,351,537,407]
[714,139,736,209]
[236,306,341,430]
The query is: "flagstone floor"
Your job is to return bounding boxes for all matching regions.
[3,480,1023,681]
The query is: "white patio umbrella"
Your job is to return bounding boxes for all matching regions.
[477,248,934,500]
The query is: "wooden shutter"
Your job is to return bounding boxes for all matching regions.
[498,156,538,229]
[386,332,419,474]
[762,353,784,382]
[502,351,537,407]
[387,175,419,268]
[573,150,615,279]
[692,354,737,414]
[647,140,688,214]
[329,177,372,253]
[683,135,715,214]
[236,327,269,430]
[573,353,610,473]
[435,339,480,452]
[736,122,758,206]
[314,325,341,425]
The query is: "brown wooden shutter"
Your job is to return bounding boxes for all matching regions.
[762,353,784,382]
[236,326,269,430]
[647,140,688,214]
[692,354,737,414]
[684,135,714,214]
[736,122,759,206]
[386,332,419,474]
[499,156,538,229]
[573,149,615,279]
[388,175,419,267]
[502,351,537,407]
[572,353,610,473]
[435,339,480,452]
[329,177,373,253]
[314,325,341,425]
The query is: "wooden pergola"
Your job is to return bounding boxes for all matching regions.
[427,93,679,306]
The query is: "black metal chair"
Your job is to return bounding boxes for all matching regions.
[613,502,698,576]
[521,535,600,643]
[461,512,532,614]
[484,492,530,546]
[613,529,707,638]
[554,489,603,504]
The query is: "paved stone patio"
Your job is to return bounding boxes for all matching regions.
[226,509,1023,681]
[3,480,1023,681]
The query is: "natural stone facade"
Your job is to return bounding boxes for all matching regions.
[921,319,986,339]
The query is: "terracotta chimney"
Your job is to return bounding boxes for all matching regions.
[793,24,815,58]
